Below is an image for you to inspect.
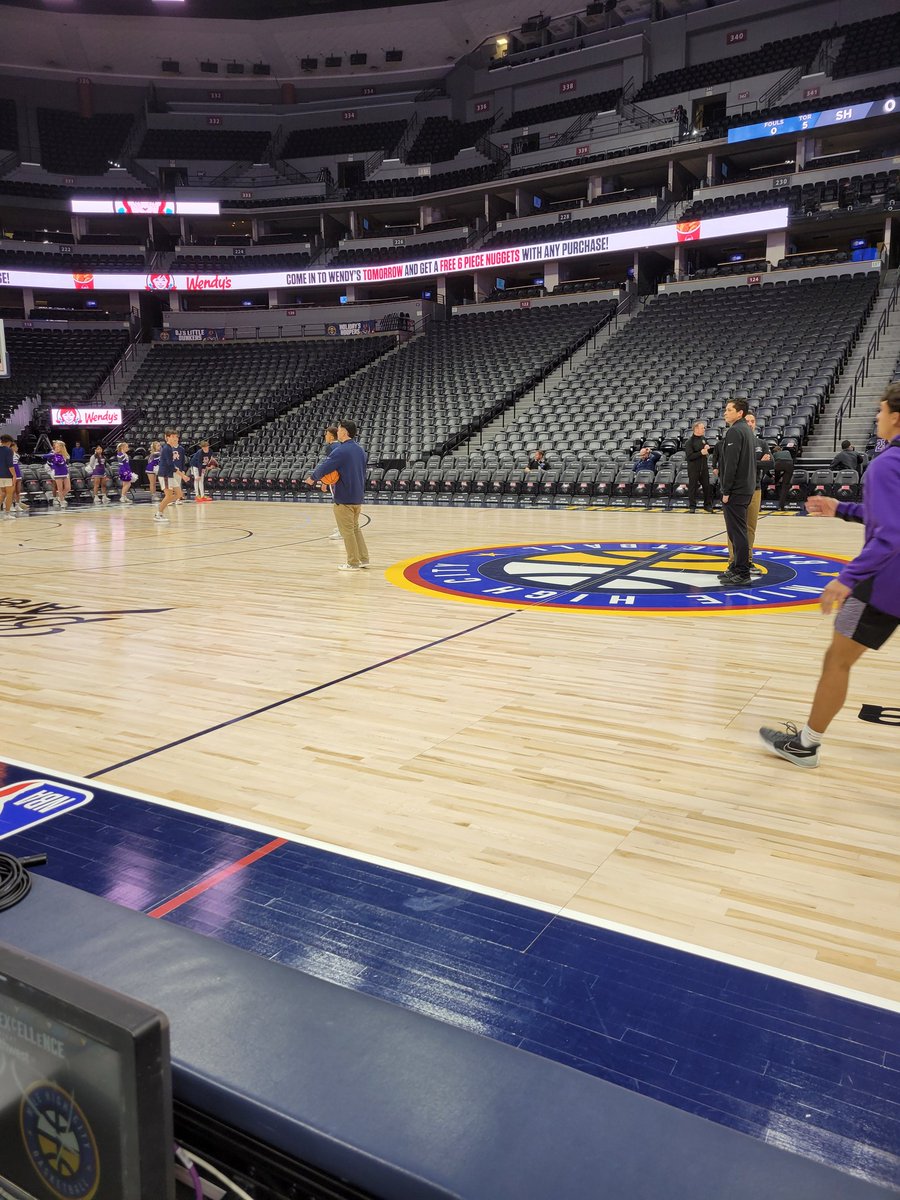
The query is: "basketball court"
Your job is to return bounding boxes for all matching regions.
[2,499,899,1187]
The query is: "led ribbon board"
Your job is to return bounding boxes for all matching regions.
[70,198,221,215]
[2,208,789,292]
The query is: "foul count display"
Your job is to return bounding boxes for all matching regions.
[728,96,897,143]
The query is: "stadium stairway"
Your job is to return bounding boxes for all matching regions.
[303,326,427,421]
[94,339,154,418]
[462,296,638,451]
[804,268,900,456]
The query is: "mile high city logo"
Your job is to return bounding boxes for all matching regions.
[387,541,849,613]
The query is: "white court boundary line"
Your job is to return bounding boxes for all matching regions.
[4,753,900,1018]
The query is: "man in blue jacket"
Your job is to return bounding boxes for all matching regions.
[307,419,369,571]
[760,385,900,767]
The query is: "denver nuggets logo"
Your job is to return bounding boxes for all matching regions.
[20,1082,100,1199]
[387,542,849,613]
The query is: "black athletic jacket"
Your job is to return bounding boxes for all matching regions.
[719,419,757,498]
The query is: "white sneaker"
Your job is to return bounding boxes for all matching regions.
[358,564,371,569]
[153,512,169,523]
[93,496,101,505]
[1,511,15,521]
[329,530,342,540]
[52,497,61,507]
[60,498,68,507]
[338,563,360,571]
[101,496,110,505]
[175,499,184,505]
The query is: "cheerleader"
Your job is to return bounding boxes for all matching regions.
[88,445,110,504]
[45,440,71,507]
[189,440,216,502]
[11,441,27,512]
[116,442,137,503]
[146,440,162,502]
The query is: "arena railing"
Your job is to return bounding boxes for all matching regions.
[87,326,144,408]
[833,258,898,449]
[215,318,422,341]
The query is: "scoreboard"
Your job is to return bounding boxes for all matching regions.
[728,96,897,144]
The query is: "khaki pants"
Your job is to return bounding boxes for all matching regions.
[334,503,369,567]
[727,488,760,566]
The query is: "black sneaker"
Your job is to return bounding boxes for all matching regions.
[717,565,735,580]
[749,564,764,576]
[759,722,819,769]
[720,571,751,587]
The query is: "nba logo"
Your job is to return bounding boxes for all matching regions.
[0,779,93,840]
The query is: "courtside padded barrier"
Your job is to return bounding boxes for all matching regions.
[0,876,893,1200]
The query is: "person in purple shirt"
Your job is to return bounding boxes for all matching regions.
[45,440,71,508]
[760,384,900,767]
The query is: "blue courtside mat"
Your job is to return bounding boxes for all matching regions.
[1,756,899,1191]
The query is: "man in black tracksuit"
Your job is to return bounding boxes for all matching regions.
[717,398,757,586]
[684,420,715,513]
[771,444,795,510]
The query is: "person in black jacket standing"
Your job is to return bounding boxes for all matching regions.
[685,421,714,513]
[717,398,756,586]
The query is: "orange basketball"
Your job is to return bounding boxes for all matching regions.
[320,470,340,486]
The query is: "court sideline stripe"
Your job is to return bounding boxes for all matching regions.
[86,609,516,779]
[146,837,288,919]
[5,750,896,1014]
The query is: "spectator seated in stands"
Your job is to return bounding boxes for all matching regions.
[632,446,661,473]
[527,448,549,472]
[830,440,864,472]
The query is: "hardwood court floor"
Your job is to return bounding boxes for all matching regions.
[2,500,899,1008]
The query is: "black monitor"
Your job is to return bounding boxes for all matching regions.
[0,943,174,1200]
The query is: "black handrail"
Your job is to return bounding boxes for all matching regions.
[832,267,899,449]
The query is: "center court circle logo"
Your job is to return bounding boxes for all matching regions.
[387,542,849,613]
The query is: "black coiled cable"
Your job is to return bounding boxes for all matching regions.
[0,852,48,911]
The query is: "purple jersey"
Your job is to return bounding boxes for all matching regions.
[12,454,21,480]
[117,453,134,482]
[147,456,160,474]
[836,439,900,618]
[47,452,69,478]
[90,456,107,478]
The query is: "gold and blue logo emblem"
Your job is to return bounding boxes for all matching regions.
[387,541,847,613]
[20,1081,100,1199]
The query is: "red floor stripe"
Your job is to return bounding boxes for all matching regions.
[147,837,288,919]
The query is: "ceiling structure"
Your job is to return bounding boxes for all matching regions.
[0,0,715,19]
[0,0,448,15]
[0,0,733,87]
